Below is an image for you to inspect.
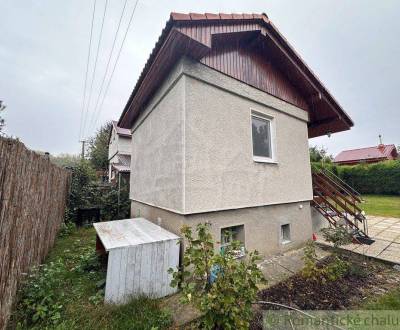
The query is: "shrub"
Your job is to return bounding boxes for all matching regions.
[321,226,352,252]
[17,260,66,326]
[312,160,400,195]
[301,240,324,280]
[169,223,265,330]
[65,161,130,224]
[321,226,352,281]
[337,160,400,195]
[324,256,349,281]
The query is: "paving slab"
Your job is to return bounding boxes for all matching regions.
[352,239,392,257]
[258,246,330,286]
[317,216,400,264]
[377,245,400,264]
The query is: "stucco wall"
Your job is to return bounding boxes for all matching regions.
[183,59,313,214]
[130,62,186,212]
[118,136,131,155]
[132,200,312,257]
[129,57,313,215]
[109,130,132,162]
[108,129,118,161]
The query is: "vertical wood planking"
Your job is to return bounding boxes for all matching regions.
[103,238,180,304]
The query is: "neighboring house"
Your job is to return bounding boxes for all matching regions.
[108,121,132,182]
[117,13,354,257]
[334,144,398,166]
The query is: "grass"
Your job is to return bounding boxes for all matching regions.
[362,195,400,218]
[363,288,400,310]
[9,225,172,330]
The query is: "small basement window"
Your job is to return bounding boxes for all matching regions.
[281,224,291,244]
[221,225,245,258]
[251,113,274,162]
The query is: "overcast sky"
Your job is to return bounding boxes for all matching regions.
[1,0,399,156]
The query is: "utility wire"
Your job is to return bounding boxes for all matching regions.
[87,0,129,133]
[78,0,97,140]
[81,0,109,139]
[90,0,139,134]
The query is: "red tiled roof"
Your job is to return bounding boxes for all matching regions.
[334,144,398,163]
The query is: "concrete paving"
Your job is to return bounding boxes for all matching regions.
[258,246,330,286]
[317,215,400,265]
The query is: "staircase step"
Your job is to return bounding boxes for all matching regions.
[353,235,375,245]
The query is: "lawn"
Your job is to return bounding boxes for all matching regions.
[9,225,172,330]
[363,195,400,218]
[363,288,400,310]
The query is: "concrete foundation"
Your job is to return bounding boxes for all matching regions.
[131,200,313,257]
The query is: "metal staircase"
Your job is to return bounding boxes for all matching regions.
[311,166,375,245]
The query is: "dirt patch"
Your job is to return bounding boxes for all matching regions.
[251,252,400,329]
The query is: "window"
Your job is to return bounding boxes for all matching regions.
[220,225,245,258]
[281,224,291,244]
[251,114,274,162]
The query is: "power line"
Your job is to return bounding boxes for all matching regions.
[90,0,139,134]
[81,0,109,139]
[87,0,129,133]
[78,0,97,140]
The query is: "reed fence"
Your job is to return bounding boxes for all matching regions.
[0,137,70,329]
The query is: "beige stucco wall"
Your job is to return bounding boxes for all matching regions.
[109,130,132,162]
[108,129,118,161]
[184,62,313,213]
[117,136,131,155]
[129,57,312,215]
[130,62,186,212]
[132,200,313,257]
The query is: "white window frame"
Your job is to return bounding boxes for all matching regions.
[250,110,277,164]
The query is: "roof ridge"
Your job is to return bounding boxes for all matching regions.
[339,144,395,153]
[170,12,268,21]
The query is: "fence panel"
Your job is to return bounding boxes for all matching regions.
[0,137,70,329]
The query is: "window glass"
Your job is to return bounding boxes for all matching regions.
[252,115,272,159]
[220,225,245,258]
[281,224,291,243]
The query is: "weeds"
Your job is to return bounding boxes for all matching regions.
[11,227,172,330]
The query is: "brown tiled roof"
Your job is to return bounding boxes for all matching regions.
[334,144,398,163]
[118,12,354,138]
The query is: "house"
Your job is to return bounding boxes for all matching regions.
[117,13,355,257]
[334,144,398,166]
[108,120,132,182]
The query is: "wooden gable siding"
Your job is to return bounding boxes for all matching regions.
[200,38,309,110]
[177,22,308,111]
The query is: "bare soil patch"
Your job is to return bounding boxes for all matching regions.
[250,252,400,329]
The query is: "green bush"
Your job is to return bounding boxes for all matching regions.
[65,161,130,224]
[312,160,400,195]
[169,223,265,330]
[17,260,67,326]
[301,240,325,280]
[337,160,400,195]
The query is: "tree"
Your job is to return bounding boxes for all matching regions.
[88,121,112,171]
[50,153,81,168]
[0,100,6,134]
[169,224,265,329]
[309,145,333,163]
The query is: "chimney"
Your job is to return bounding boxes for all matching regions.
[378,134,384,149]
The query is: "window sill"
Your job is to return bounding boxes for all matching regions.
[253,157,278,164]
[281,240,292,245]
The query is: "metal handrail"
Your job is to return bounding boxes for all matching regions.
[320,167,362,199]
